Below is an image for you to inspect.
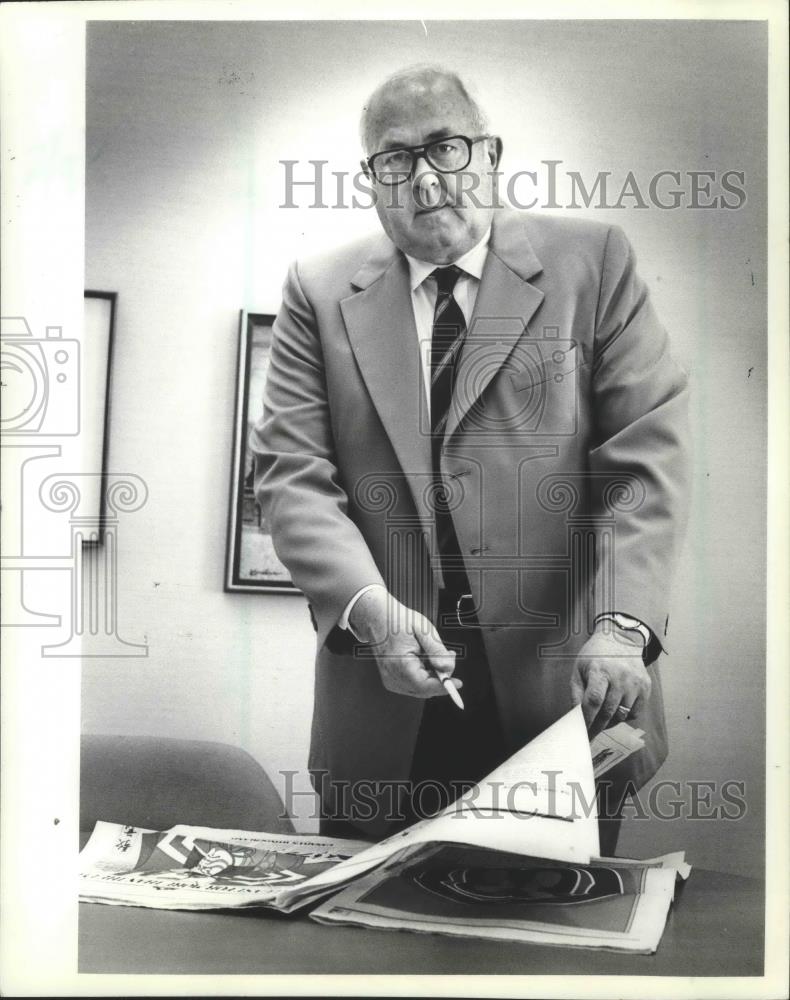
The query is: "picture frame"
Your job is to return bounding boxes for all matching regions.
[83,289,117,543]
[225,310,297,593]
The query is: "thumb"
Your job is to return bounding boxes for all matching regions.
[412,613,455,676]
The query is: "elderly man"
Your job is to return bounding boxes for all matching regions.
[251,65,690,851]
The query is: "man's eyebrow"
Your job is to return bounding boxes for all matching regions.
[422,128,458,142]
[374,128,459,152]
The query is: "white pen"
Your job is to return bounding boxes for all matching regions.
[432,667,465,710]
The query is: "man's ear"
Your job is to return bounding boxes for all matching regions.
[487,136,503,170]
[360,159,371,180]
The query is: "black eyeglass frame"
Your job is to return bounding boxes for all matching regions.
[365,134,494,185]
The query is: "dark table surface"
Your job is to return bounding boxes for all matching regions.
[79,867,764,977]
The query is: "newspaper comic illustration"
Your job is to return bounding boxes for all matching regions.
[79,825,368,912]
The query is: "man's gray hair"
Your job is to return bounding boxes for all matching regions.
[359,64,489,154]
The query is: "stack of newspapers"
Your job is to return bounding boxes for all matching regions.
[79,707,690,953]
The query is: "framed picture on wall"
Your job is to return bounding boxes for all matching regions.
[83,289,117,543]
[225,311,297,593]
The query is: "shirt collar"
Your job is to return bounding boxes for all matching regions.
[404,227,492,292]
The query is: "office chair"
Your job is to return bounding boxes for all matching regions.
[80,734,294,836]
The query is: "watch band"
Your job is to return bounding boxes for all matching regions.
[595,612,651,647]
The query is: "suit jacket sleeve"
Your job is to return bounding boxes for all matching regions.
[250,261,385,648]
[590,225,691,653]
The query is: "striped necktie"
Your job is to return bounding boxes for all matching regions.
[429,265,469,592]
[430,265,467,462]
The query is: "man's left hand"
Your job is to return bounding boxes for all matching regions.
[570,626,652,736]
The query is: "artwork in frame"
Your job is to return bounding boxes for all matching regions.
[225,311,297,593]
[83,290,117,543]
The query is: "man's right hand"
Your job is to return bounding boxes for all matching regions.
[348,588,461,699]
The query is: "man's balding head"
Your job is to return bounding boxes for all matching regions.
[360,65,488,155]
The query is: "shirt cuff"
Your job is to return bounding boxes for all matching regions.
[339,584,387,639]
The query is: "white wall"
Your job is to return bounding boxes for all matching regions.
[83,20,767,876]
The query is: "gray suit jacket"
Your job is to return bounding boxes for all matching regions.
[251,209,690,836]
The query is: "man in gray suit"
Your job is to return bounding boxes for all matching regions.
[251,65,690,851]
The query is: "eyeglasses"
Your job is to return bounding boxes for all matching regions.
[366,134,492,186]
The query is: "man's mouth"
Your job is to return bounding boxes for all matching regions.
[416,203,453,215]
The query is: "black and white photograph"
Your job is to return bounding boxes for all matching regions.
[0,3,787,997]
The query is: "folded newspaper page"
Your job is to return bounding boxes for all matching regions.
[80,707,650,914]
[310,703,602,889]
[311,844,690,954]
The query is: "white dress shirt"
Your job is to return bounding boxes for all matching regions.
[403,228,491,416]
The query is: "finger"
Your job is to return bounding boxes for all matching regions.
[414,655,465,696]
[581,674,609,730]
[411,614,456,676]
[618,671,649,721]
[627,691,645,720]
[606,675,639,724]
[379,654,448,699]
[610,697,636,727]
[591,684,624,736]
[410,656,464,698]
[570,668,585,707]
[410,611,446,652]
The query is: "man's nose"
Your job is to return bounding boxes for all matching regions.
[412,154,445,209]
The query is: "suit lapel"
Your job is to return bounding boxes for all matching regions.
[446,213,545,440]
[340,249,435,535]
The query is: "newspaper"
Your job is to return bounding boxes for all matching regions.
[80,707,652,914]
[315,702,604,889]
[79,825,369,912]
[311,844,690,954]
[590,722,646,777]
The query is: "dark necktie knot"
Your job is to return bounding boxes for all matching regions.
[431,265,463,297]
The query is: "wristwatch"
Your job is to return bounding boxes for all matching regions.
[595,613,651,647]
